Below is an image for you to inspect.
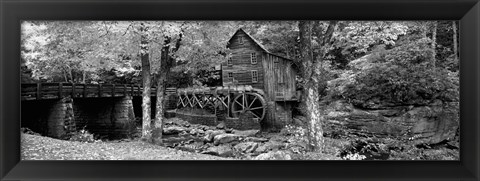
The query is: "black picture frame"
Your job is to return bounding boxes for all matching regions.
[1,0,479,180]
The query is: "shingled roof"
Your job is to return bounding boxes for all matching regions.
[227,28,294,62]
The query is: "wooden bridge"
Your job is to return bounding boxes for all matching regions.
[21,83,177,100]
[21,82,178,139]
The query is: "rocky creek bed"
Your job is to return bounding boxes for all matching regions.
[158,117,321,160]
[150,114,459,160]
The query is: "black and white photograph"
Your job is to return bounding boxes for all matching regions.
[20,21,460,160]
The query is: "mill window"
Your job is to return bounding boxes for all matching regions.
[251,53,257,64]
[252,70,258,83]
[238,36,244,44]
[228,72,233,78]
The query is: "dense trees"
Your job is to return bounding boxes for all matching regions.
[22,21,459,150]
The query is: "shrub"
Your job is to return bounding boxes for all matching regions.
[69,129,98,143]
[281,124,308,154]
[21,127,41,136]
[342,39,459,108]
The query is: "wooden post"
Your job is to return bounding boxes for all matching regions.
[58,83,63,98]
[124,84,127,96]
[36,83,42,100]
[112,84,116,97]
[83,84,87,98]
[131,84,134,96]
[137,85,140,96]
[98,84,102,97]
[71,83,76,98]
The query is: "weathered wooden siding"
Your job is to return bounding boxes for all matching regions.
[262,54,296,101]
[262,54,276,101]
[223,31,264,90]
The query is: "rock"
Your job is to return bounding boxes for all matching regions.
[292,116,305,126]
[213,134,242,145]
[176,145,196,152]
[234,142,259,153]
[232,129,259,137]
[163,126,185,135]
[268,135,287,142]
[216,122,226,129]
[254,151,291,160]
[403,103,459,144]
[189,128,205,136]
[255,140,284,153]
[165,118,190,127]
[203,130,225,142]
[324,100,459,145]
[245,137,269,142]
[225,128,234,133]
[201,145,234,157]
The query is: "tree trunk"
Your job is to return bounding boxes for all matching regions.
[152,32,182,144]
[298,21,324,152]
[431,21,437,67]
[452,21,458,61]
[140,22,152,142]
[297,21,336,152]
[152,44,169,144]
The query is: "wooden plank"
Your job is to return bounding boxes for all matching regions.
[137,85,140,96]
[112,84,115,97]
[71,83,76,98]
[98,84,102,97]
[36,83,42,100]
[131,85,134,96]
[83,84,87,98]
[58,83,63,98]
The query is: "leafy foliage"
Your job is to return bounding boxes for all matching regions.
[341,39,459,108]
[69,129,98,143]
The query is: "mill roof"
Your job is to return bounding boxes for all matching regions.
[227,28,295,62]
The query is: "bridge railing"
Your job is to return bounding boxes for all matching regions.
[21,83,174,100]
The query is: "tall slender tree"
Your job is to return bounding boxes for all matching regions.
[431,21,438,67]
[139,22,152,141]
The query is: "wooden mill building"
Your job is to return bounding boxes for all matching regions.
[222,28,300,129]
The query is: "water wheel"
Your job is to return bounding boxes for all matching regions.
[231,92,266,120]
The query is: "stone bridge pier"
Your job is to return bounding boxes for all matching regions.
[21,96,136,139]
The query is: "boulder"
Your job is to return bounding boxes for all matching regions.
[232,129,259,137]
[189,128,205,136]
[292,116,305,126]
[245,137,269,143]
[203,130,225,142]
[254,151,291,160]
[201,145,234,157]
[213,134,242,145]
[324,100,459,145]
[165,118,190,127]
[234,142,259,153]
[163,126,185,135]
[255,140,284,153]
[216,122,226,129]
[402,103,459,144]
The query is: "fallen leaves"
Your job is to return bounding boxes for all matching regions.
[21,133,233,160]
